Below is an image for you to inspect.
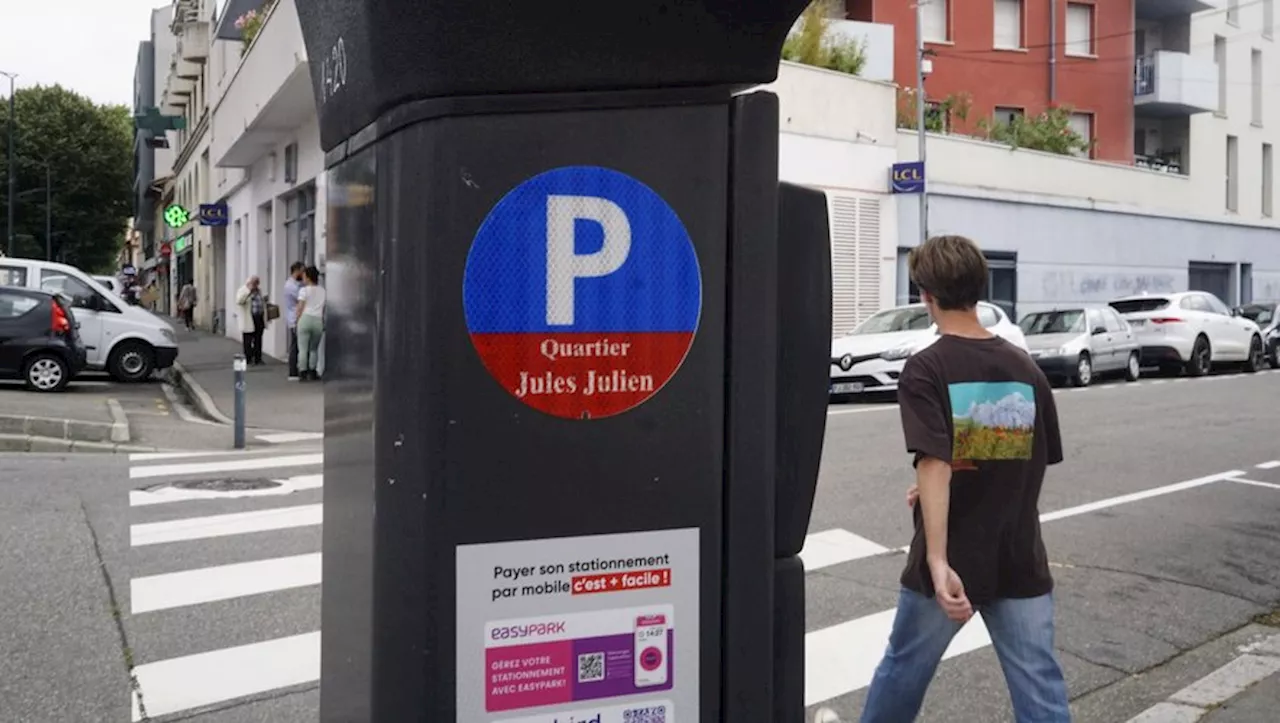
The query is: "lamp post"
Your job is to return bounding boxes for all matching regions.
[2,71,16,258]
[914,2,929,246]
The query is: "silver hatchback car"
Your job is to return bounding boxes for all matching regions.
[1019,306,1141,386]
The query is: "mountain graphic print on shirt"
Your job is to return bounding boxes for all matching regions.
[948,381,1036,462]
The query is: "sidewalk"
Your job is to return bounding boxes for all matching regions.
[1128,632,1280,723]
[171,327,322,433]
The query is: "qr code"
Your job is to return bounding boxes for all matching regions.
[623,706,667,723]
[577,652,605,683]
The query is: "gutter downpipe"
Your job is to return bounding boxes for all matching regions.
[1049,0,1058,102]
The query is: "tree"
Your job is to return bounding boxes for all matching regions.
[781,0,867,77]
[0,84,133,272]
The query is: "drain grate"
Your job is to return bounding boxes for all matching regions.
[170,477,282,492]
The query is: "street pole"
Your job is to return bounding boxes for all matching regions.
[233,354,246,449]
[3,71,15,258]
[44,163,50,261]
[916,0,929,246]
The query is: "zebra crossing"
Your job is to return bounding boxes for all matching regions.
[123,444,1238,722]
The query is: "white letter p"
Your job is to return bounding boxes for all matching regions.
[545,195,631,326]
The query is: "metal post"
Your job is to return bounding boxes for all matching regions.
[44,164,50,261]
[4,72,15,258]
[916,0,928,246]
[233,354,247,449]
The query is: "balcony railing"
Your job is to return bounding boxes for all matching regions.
[1132,51,1217,115]
[1135,55,1155,96]
[1135,152,1184,175]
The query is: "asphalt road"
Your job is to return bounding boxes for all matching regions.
[0,368,1277,722]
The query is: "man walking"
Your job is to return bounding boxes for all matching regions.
[859,235,1070,723]
[284,262,304,380]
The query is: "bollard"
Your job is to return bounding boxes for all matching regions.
[233,354,246,449]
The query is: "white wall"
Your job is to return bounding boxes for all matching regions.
[828,20,895,83]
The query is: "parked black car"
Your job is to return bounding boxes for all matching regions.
[0,286,87,392]
[1238,302,1280,368]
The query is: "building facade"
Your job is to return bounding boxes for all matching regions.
[132,5,178,311]
[842,0,1140,163]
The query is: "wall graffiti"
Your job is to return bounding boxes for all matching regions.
[1037,270,1180,303]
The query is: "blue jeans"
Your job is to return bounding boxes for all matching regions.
[860,588,1071,723]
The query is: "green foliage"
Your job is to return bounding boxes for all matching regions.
[0,84,133,272]
[897,89,971,133]
[952,419,1034,460]
[976,106,1093,156]
[781,0,868,77]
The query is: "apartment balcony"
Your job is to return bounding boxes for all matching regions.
[178,22,211,63]
[175,57,202,80]
[211,0,313,168]
[1134,51,1218,117]
[1135,0,1222,20]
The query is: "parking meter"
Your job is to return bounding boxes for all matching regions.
[298,2,831,721]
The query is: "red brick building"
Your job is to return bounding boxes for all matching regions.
[842,0,1135,163]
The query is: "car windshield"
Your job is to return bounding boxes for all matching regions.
[850,306,932,335]
[1019,310,1085,334]
[1239,304,1275,325]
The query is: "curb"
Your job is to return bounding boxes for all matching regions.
[0,413,121,444]
[104,399,132,443]
[0,433,160,454]
[1126,633,1280,723]
[170,362,234,425]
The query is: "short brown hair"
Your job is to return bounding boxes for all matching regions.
[908,235,988,311]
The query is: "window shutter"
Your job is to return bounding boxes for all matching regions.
[994,0,1021,48]
[829,194,883,337]
[922,0,947,42]
[1065,4,1092,55]
[1068,112,1092,157]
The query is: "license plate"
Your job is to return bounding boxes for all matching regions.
[1129,320,1145,327]
[831,382,864,394]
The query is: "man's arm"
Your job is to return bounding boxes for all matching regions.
[916,456,953,568]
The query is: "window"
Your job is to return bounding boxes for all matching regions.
[1202,293,1232,316]
[1086,308,1106,332]
[985,253,1018,320]
[925,100,950,131]
[284,143,298,184]
[1227,134,1239,211]
[283,184,318,268]
[0,265,27,286]
[1215,36,1228,115]
[994,106,1024,125]
[922,0,948,43]
[1065,3,1094,56]
[1266,144,1275,217]
[1252,49,1263,125]
[1103,308,1127,332]
[0,291,39,319]
[1068,112,1093,157]
[1228,0,1240,26]
[39,270,101,311]
[994,0,1022,48]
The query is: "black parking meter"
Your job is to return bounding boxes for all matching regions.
[299,3,831,721]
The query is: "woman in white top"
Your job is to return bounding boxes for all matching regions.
[295,266,326,381]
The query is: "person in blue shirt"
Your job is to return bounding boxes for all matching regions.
[283,262,305,380]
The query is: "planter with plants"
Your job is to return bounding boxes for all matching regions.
[781,0,868,77]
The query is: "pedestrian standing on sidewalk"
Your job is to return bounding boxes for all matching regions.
[284,262,305,381]
[294,266,325,382]
[859,235,1070,723]
[177,281,197,330]
[234,275,267,365]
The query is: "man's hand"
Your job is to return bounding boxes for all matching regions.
[928,559,973,622]
[906,484,919,508]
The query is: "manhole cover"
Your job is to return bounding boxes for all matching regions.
[171,477,282,492]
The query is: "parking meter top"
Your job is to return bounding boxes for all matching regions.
[295,0,815,150]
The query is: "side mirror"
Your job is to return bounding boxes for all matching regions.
[1092,325,1107,335]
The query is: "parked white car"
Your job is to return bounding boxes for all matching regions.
[1108,291,1266,376]
[829,302,1029,397]
[0,258,178,382]
[93,275,123,296]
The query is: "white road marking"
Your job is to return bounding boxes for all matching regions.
[255,431,324,444]
[805,610,991,706]
[129,474,323,507]
[131,631,320,722]
[131,552,321,613]
[129,453,322,479]
[131,504,322,547]
[1228,478,1280,491]
[799,529,890,571]
[1256,460,1280,470]
[1150,380,1168,385]
[828,405,897,416]
[1168,654,1280,708]
[808,468,1245,705]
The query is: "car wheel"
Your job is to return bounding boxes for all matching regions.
[1124,351,1141,382]
[1073,353,1093,387]
[1244,335,1264,373]
[23,352,70,392]
[108,341,156,383]
[1186,336,1211,377]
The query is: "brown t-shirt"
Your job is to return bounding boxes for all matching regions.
[897,333,1063,606]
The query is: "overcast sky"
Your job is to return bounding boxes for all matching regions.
[1,0,169,107]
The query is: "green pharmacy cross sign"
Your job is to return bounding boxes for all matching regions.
[164,204,191,229]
